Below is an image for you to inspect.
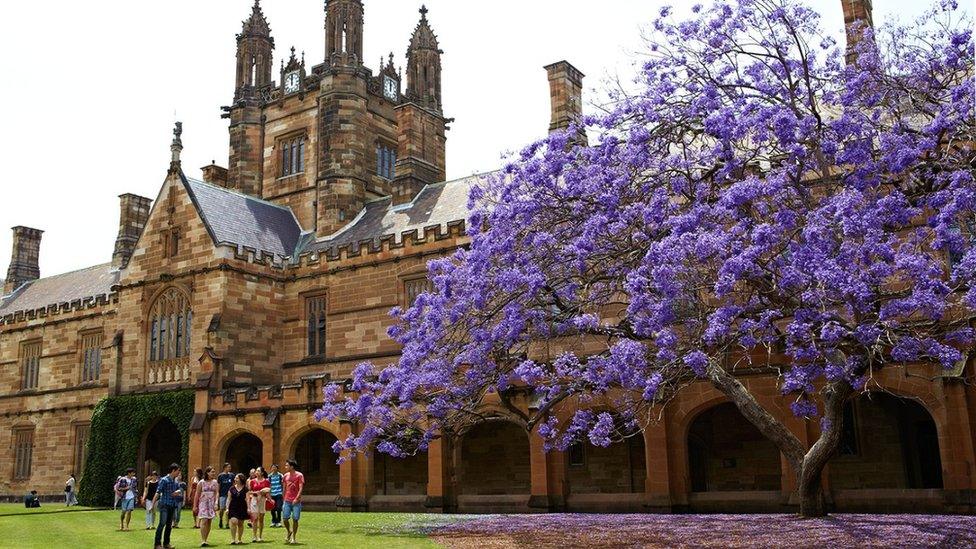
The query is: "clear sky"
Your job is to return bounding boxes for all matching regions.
[0,0,967,279]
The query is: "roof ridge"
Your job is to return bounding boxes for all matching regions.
[28,261,113,281]
[185,177,296,213]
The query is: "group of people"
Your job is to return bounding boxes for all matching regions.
[109,460,305,549]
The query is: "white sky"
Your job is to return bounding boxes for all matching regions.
[0,0,965,279]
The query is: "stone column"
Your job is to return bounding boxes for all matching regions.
[425,436,455,512]
[336,420,369,511]
[643,420,672,511]
[528,426,559,510]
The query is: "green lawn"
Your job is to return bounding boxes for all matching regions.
[0,505,447,548]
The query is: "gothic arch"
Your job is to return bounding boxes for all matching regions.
[215,427,263,467]
[145,284,194,384]
[286,425,341,496]
[455,418,532,496]
[282,423,341,460]
[138,417,182,481]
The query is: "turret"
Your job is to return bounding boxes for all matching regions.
[226,0,273,197]
[405,5,443,113]
[3,227,43,295]
[392,6,449,206]
[235,0,275,101]
[325,0,364,67]
[842,0,875,65]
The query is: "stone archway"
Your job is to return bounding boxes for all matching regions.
[224,432,263,475]
[830,392,944,490]
[457,420,531,496]
[291,428,340,496]
[373,452,427,496]
[140,417,182,480]
[687,402,782,493]
[568,436,647,495]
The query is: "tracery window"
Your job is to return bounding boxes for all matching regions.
[13,428,34,480]
[281,136,306,177]
[404,277,434,308]
[376,144,396,180]
[20,341,41,391]
[147,287,193,384]
[80,331,103,383]
[306,294,327,358]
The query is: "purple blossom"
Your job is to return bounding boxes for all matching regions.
[315,0,976,476]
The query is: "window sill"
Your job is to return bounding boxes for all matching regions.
[277,173,306,181]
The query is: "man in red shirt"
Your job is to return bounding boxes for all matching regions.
[281,459,305,545]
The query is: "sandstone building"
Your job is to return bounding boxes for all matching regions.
[1,0,974,513]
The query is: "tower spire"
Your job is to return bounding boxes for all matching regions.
[169,121,183,173]
[406,4,443,112]
[235,0,275,100]
[325,0,365,67]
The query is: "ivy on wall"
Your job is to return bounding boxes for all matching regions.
[78,390,194,506]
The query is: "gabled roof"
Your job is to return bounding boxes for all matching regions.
[0,263,118,317]
[311,172,490,254]
[183,176,303,259]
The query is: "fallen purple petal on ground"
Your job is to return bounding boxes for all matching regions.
[427,514,976,548]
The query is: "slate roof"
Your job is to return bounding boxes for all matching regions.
[0,172,483,317]
[311,172,490,253]
[183,176,304,259]
[0,263,118,317]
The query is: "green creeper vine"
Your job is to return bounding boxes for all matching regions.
[78,390,194,506]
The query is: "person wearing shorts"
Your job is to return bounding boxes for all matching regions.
[118,468,138,531]
[217,463,234,529]
[282,459,304,545]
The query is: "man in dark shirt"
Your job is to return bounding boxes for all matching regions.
[152,463,183,549]
[217,462,235,529]
[23,491,40,508]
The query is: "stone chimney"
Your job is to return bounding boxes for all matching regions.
[544,60,587,145]
[4,226,43,295]
[112,194,153,269]
[842,0,875,65]
[201,162,229,187]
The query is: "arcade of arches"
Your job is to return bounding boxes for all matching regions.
[180,370,974,514]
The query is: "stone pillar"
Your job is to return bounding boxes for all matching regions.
[3,226,42,295]
[544,61,587,145]
[528,426,559,510]
[201,163,229,187]
[392,103,447,206]
[316,69,369,236]
[112,194,152,269]
[643,420,672,511]
[189,371,215,470]
[336,420,369,511]
[942,380,976,512]
[425,436,455,512]
[841,0,875,64]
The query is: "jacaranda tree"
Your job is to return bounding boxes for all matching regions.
[318,0,975,517]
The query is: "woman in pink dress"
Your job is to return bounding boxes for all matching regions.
[194,466,219,547]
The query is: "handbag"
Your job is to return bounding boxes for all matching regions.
[265,498,275,512]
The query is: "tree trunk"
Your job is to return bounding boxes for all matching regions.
[707,362,853,518]
[795,379,853,518]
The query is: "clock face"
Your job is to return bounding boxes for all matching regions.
[284,72,301,94]
[383,76,398,100]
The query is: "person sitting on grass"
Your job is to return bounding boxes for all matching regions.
[117,468,137,531]
[23,490,41,508]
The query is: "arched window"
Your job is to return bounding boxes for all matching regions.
[147,287,193,384]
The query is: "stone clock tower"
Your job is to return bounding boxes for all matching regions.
[215,0,448,237]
